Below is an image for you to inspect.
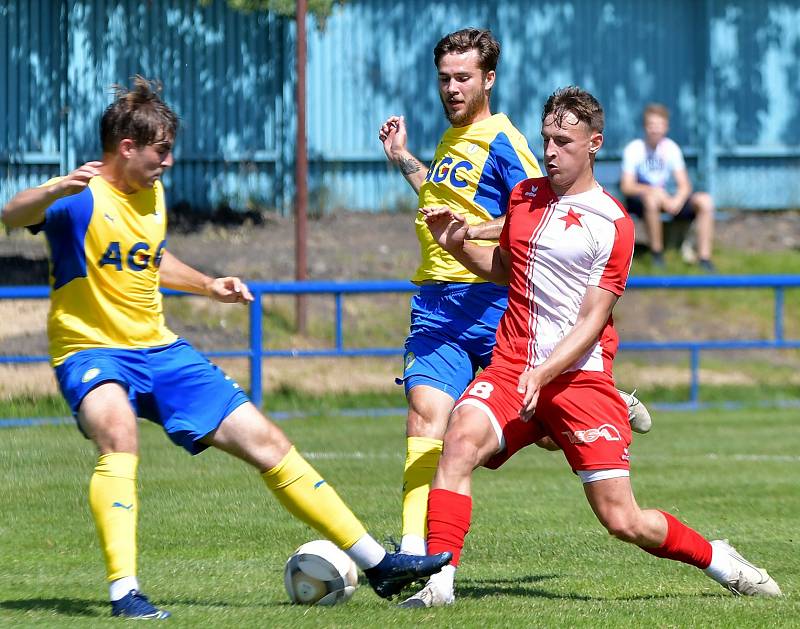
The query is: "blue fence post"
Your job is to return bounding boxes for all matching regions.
[689,348,701,407]
[774,287,784,342]
[335,292,343,351]
[249,290,263,409]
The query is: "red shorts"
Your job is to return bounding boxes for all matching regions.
[453,363,631,473]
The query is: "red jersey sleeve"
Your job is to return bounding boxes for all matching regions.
[591,214,635,295]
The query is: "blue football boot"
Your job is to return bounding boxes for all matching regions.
[364,551,452,599]
[111,590,171,619]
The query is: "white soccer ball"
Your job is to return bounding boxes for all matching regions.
[284,540,359,606]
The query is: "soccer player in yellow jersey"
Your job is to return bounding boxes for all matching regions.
[379,29,651,557]
[1,76,449,619]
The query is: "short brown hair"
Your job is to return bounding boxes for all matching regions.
[433,28,500,73]
[100,75,179,152]
[643,102,670,122]
[542,86,604,133]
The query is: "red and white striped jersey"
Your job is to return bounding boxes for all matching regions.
[495,177,634,375]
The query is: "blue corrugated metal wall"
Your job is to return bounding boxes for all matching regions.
[2,0,799,212]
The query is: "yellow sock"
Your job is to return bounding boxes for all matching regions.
[262,446,366,549]
[401,437,443,539]
[89,453,138,581]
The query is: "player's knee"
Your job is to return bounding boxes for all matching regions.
[86,418,138,454]
[440,430,484,472]
[406,410,448,439]
[93,431,139,454]
[599,512,640,543]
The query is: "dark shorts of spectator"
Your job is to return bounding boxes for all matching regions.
[625,195,695,220]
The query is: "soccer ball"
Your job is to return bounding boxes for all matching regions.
[284,540,358,605]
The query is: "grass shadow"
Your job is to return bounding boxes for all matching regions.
[0,597,104,617]
[458,575,715,602]
[458,574,594,601]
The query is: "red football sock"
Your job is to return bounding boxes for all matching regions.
[426,488,472,567]
[641,511,712,569]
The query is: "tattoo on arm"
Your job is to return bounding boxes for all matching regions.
[398,157,422,176]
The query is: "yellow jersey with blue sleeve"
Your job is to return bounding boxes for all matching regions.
[33,176,177,366]
[413,113,541,283]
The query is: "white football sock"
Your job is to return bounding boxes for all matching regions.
[400,534,426,556]
[429,564,456,596]
[109,575,139,601]
[344,534,387,570]
[704,544,733,583]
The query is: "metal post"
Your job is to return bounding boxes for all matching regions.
[335,293,343,350]
[701,0,718,197]
[60,0,71,173]
[689,347,701,407]
[249,290,263,409]
[294,0,308,333]
[774,287,784,342]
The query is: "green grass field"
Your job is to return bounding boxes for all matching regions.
[1,406,798,627]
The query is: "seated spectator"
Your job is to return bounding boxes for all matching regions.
[620,103,715,271]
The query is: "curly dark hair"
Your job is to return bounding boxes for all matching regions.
[433,28,500,73]
[100,75,179,152]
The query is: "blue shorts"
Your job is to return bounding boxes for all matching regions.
[400,282,507,400]
[54,338,250,455]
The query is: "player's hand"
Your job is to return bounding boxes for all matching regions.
[378,115,409,161]
[420,206,469,251]
[206,277,254,304]
[54,161,103,197]
[517,369,544,421]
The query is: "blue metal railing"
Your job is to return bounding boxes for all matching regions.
[1,275,798,410]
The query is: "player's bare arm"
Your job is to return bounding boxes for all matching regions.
[159,250,253,304]
[465,215,506,240]
[0,161,103,228]
[379,115,427,194]
[421,207,510,284]
[517,286,618,421]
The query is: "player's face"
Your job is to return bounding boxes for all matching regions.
[123,138,174,191]
[644,113,669,147]
[436,50,495,127]
[541,111,602,194]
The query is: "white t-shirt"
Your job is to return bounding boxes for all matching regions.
[621,137,685,189]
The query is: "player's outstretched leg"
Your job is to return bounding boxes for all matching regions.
[364,550,453,599]
[706,540,782,596]
[204,403,453,600]
[587,480,782,598]
[617,388,652,434]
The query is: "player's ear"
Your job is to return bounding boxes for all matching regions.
[588,132,603,155]
[118,138,136,159]
[483,70,496,92]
